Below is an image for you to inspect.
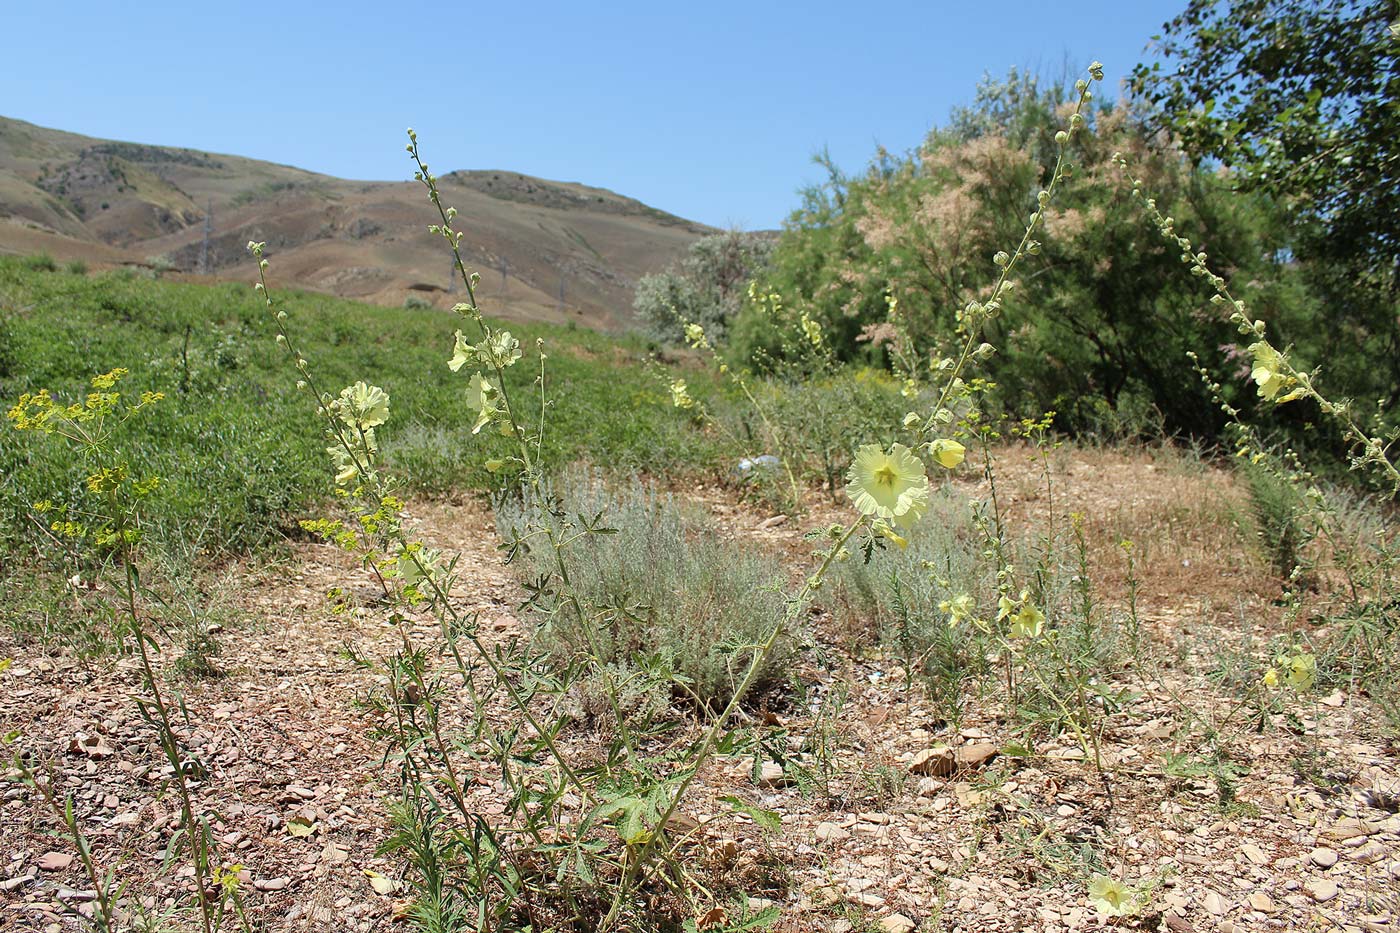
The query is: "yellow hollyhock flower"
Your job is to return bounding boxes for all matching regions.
[872,519,909,549]
[466,373,499,435]
[485,330,521,368]
[930,438,966,469]
[939,594,974,628]
[1010,602,1045,639]
[670,379,695,409]
[1247,341,1305,402]
[337,382,390,429]
[845,443,930,528]
[1279,651,1316,692]
[448,331,474,372]
[1087,874,1137,917]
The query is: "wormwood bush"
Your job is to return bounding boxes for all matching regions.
[821,486,991,715]
[495,473,791,713]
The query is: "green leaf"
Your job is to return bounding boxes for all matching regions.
[718,795,781,832]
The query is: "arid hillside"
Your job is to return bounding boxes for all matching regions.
[0,116,713,329]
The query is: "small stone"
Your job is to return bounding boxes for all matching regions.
[36,852,74,872]
[1241,843,1269,865]
[815,822,851,843]
[1350,842,1387,864]
[879,915,916,933]
[954,743,999,771]
[1247,892,1275,912]
[1163,913,1193,933]
[1311,848,1339,869]
[759,514,788,529]
[1305,879,1339,902]
[1,875,35,892]
[758,761,785,786]
[255,877,290,891]
[1325,818,1377,841]
[1202,890,1229,915]
[909,747,954,777]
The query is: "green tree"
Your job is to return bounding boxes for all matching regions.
[750,69,1305,439]
[1132,0,1400,408]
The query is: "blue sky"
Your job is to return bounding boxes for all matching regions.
[3,1,1181,229]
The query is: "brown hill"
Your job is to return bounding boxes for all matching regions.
[0,116,714,330]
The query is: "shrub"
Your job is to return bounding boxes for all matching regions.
[634,230,774,344]
[495,472,792,712]
[22,252,56,272]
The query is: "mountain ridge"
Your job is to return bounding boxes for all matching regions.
[0,115,714,330]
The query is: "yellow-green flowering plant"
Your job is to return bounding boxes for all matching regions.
[7,370,241,933]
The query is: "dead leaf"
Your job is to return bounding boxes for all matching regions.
[696,906,727,929]
[365,869,398,895]
[286,816,318,838]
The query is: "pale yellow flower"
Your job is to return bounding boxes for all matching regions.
[1087,874,1137,917]
[845,443,930,528]
[930,438,966,469]
[1248,341,1304,402]
[939,594,974,627]
[1278,651,1316,692]
[1009,602,1045,639]
[336,381,390,430]
[670,379,695,410]
[466,373,499,435]
[448,331,474,372]
[872,519,909,549]
[484,330,521,368]
[1262,668,1280,688]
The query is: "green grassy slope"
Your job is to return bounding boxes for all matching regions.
[0,258,723,559]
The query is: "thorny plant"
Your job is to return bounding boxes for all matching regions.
[6,372,250,932]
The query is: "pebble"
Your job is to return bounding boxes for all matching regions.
[1305,879,1339,902]
[879,915,915,933]
[815,822,851,843]
[1351,842,1387,864]
[1247,892,1275,912]
[1311,847,1339,868]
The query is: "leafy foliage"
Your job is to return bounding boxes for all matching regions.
[744,70,1307,440]
[1133,0,1400,417]
[634,230,775,344]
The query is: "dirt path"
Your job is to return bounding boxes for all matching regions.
[4,449,1399,932]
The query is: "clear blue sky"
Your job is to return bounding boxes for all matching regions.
[3,1,1181,229]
